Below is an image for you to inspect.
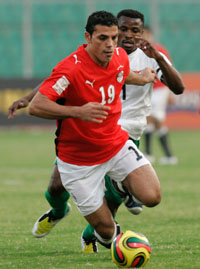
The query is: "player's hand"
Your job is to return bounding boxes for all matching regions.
[8,98,29,119]
[135,37,161,59]
[140,68,158,84]
[78,102,111,123]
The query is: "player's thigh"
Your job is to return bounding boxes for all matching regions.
[106,140,161,206]
[57,157,106,216]
[107,139,149,182]
[123,164,161,207]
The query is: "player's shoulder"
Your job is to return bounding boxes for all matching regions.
[114,47,128,58]
[130,48,154,61]
[114,47,129,67]
[129,48,157,70]
[54,45,84,72]
[136,48,150,57]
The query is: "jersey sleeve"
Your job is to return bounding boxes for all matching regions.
[154,52,172,81]
[153,43,172,84]
[39,60,72,102]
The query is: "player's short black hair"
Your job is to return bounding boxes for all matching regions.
[85,11,118,35]
[117,9,144,25]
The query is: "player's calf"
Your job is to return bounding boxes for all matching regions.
[94,221,120,249]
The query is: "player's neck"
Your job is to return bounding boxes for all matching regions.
[85,47,109,68]
[127,47,137,55]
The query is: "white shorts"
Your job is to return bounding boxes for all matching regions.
[151,87,169,121]
[57,140,150,216]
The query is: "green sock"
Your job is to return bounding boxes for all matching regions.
[45,190,70,219]
[82,224,95,241]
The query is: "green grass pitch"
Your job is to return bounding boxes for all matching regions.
[0,129,200,268]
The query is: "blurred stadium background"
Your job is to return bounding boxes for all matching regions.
[0,0,199,127]
[1,2,199,268]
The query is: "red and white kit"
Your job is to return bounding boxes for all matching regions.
[39,45,130,165]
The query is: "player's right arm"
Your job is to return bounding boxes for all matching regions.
[8,82,42,119]
[29,92,110,123]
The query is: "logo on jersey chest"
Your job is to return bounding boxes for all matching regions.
[85,80,95,88]
[73,54,81,64]
[117,70,124,83]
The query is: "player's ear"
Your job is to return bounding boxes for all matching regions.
[85,31,91,43]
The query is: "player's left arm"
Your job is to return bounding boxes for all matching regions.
[8,82,43,119]
[154,53,184,95]
[135,37,184,95]
[125,67,157,86]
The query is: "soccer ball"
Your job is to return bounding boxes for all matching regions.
[111,230,151,268]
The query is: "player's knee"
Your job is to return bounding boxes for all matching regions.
[106,198,120,217]
[48,176,65,196]
[48,183,65,196]
[143,189,161,207]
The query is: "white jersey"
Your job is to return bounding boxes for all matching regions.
[118,48,171,140]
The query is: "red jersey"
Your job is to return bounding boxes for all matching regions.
[153,42,171,90]
[39,45,130,165]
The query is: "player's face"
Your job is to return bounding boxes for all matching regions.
[118,16,144,54]
[85,25,118,67]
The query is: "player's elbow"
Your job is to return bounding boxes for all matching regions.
[173,77,185,95]
[178,85,185,94]
[173,84,185,95]
[28,102,38,116]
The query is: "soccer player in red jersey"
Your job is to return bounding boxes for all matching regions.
[8,10,184,253]
[143,26,179,165]
[28,11,160,249]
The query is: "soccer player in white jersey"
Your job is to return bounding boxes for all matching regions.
[117,9,183,142]
[106,8,184,220]
[81,9,184,252]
